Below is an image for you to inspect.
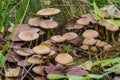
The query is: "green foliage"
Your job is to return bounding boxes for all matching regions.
[0,53,6,67]
[47,74,67,79]
[93,2,104,18]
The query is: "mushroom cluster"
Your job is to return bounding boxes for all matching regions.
[2,4,119,80]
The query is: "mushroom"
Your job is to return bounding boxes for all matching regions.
[103,44,113,59]
[51,35,66,52]
[33,45,50,55]
[105,23,119,43]
[39,19,58,39]
[55,53,73,65]
[82,30,99,38]
[90,46,98,53]
[14,48,34,57]
[17,60,30,67]
[83,38,96,60]
[32,66,45,76]
[5,67,20,77]
[28,17,44,26]
[27,55,43,64]
[63,32,78,41]
[80,45,89,51]
[76,18,90,30]
[18,30,39,41]
[37,8,61,16]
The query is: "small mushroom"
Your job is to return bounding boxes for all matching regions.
[14,48,34,56]
[32,66,45,76]
[33,45,50,55]
[55,53,73,65]
[37,8,61,16]
[103,44,113,59]
[39,19,58,39]
[17,60,30,67]
[82,30,99,38]
[27,55,42,64]
[105,24,119,43]
[90,46,98,52]
[18,30,39,41]
[28,17,44,26]
[83,38,96,60]
[51,35,66,52]
[80,45,89,51]
[63,32,78,41]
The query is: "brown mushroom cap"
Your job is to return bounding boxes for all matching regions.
[17,60,30,67]
[105,24,119,31]
[76,18,90,25]
[40,20,58,29]
[28,17,44,26]
[104,44,112,51]
[96,41,107,47]
[33,45,50,55]
[65,22,83,30]
[18,30,39,41]
[32,66,45,75]
[83,38,96,46]
[5,67,20,77]
[27,55,42,64]
[80,45,89,50]
[37,8,61,16]
[51,35,66,43]
[90,46,98,52]
[100,5,115,11]
[48,50,56,57]
[63,32,78,41]
[55,53,73,65]
[82,30,99,38]
[14,48,34,56]
[98,20,110,27]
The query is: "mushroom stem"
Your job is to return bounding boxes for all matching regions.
[28,41,32,48]
[106,29,109,42]
[103,52,108,59]
[47,30,51,39]
[58,43,62,53]
[95,24,98,32]
[88,46,91,60]
[112,32,116,43]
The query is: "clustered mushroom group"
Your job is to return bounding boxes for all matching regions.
[1,4,120,80]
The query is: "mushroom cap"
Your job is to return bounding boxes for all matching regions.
[51,35,66,43]
[80,45,88,50]
[40,20,58,29]
[90,46,98,52]
[98,20,110,27]
[101,10,109,18]
[33,45,50,55]
[27,55,43,64]
[105,24,119,31]
[83,38,96,46]
[14,48,34,56]
[55,53,73,65]
[17,60,30,67]
[82,30,99,38]
[5,67,20,77]
[100,5,115,11]
[104,44,112,51]
[37,8,61,16]
[48,50,56,57]
[113,76,120,80]
[96,41,107,47]
[28,17,44,26]
[65,22,83,30]
[32,66,45,75]
[63,32,78,41]
[18,30,39,41]
[76,18,90,25]
[27,28,40,33]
